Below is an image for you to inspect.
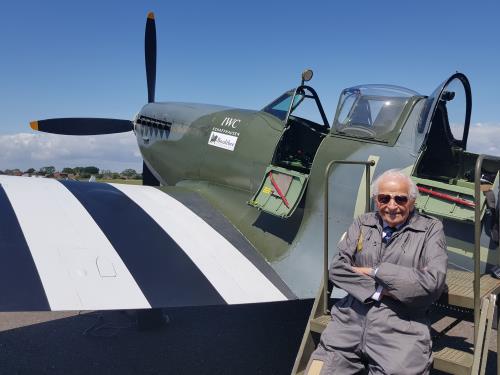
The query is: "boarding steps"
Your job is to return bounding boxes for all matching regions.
[291,155,500,375]
[432,271,500,375]
[291,277,499,375]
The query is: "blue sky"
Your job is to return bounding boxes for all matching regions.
[1,0,499,171]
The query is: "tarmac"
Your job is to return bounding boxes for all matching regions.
[0,300,497,374]
[0,301,311,375]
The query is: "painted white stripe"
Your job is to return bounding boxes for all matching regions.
[0,176,150,310]
[111,183,288,304]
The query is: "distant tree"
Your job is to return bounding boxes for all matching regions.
[25,168,36,174]
[5,169,22,176]
[121,168,137,178]
[39,166,56,175]
[83,166,99,175]
[100,169,112,178]
[62,167,75,174]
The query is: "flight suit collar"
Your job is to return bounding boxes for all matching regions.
[360,211,429,233]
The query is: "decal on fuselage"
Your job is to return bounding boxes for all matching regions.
[208,131,238,151]
[220,117,241,128]
[208,117,242,151]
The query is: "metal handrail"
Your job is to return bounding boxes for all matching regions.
[473,154,500,337]
[322,160,375,314]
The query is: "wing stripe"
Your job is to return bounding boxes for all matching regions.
[0,184,50,311]
[60,180,226,307]
[0,176,151,310]
[167,191,296,300]
[111,184,288,304]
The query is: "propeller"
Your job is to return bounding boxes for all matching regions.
[142,11,160,186]
[145,11,157,103]
[30,118,133,135]
[29,13,161,186]
[30,12,157,136]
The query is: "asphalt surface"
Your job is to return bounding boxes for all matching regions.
[0,301,497,374]
[0,301,312,375]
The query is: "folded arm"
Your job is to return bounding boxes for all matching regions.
[374,221,448,309]
[330,218,378,303]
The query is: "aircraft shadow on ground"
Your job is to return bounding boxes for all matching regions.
[0,300,311,375]
[1,300,495,374]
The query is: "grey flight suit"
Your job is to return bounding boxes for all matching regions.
[310,211,447,375]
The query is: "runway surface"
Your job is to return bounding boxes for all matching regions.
[0,300,497,374]
[0,301,311,374]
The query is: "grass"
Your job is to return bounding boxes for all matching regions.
[80,178,143,185]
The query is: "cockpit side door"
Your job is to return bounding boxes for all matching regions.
[250,86,329,218]
[418,72,472,150]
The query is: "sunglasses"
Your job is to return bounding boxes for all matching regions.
[376,194,409,205]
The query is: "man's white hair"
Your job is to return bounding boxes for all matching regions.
[371,169,419,200]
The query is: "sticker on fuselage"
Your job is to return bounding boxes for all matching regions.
[211,117,241,136]
[208,131,238,151]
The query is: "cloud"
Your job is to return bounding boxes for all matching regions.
[0,121,499,173]
[464,122,500,156]
[0,132,142,172]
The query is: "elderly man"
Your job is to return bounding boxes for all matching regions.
[307,169,448,375]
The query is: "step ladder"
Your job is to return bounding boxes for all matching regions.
[433,294,496,375]
[291,155,500,375]
[291,279,499,375]
[432,271,500,375]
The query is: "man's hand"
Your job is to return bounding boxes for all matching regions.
[352,267,374,277]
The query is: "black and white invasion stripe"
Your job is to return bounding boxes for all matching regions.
[0,175,291,311]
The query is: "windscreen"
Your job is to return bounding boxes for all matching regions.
[262,91,304,121]
[332,85,419,140]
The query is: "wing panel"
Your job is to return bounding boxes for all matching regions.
[0,185,50,311]
[60,180,226,308]
[0,175,292,312]
[112,183,288,304]
[165,190,296,300]
[0,176,150,310]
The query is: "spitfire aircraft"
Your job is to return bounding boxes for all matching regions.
[0,12,499,315]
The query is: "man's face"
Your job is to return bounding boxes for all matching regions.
[375,176,415,227]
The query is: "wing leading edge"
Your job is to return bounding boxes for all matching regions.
[0,176,293,312]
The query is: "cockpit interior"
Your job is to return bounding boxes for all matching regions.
[262,86,330,173]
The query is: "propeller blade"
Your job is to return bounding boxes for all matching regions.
[145,12,157,103]
[30,118,133,135]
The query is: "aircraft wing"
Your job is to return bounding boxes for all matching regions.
[0,175,294,311]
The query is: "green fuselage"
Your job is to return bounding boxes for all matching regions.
[133,86,499,298]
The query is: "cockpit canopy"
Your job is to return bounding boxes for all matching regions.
[332,85,420,141]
